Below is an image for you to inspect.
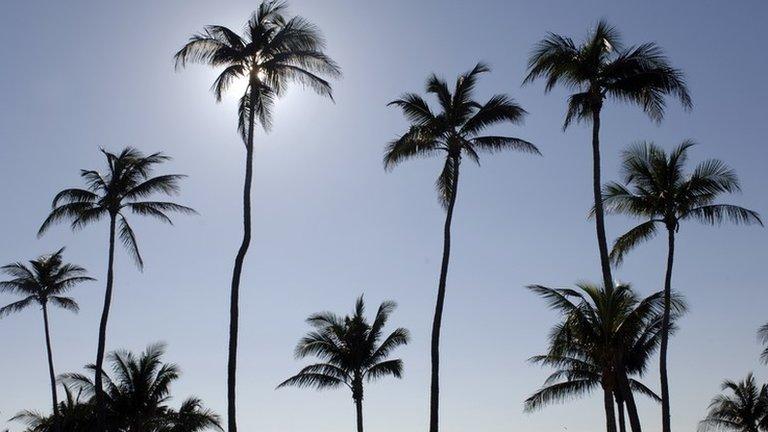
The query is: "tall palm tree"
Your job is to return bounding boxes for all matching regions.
[63,343,222,432]
[38,148,195,430]
[527,282,685,432]
[605,141,762,430]
[698,373,768,432]
[0,248,93,428]
[759,324,768,364]
[524,21,691,350]
[278,296,409,432]
[174,3,340,430]
[386,62,539,432]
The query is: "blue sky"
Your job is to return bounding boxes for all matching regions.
[1,1,766,431]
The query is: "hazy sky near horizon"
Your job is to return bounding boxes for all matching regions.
[1,1,767,431]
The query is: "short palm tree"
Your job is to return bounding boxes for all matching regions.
[11,385,96,432]
[526,344,661,432]
[174,3,340,430]
[0,248,93,427]
[527,282,685,432]
[604,141,762,430]
[759,324,768,364]
[524,25,692,385]
[278,296,409,432]
[386,62,539,432]
[158,398,223,432]
[38,147,194,429]
[63,343,222,432]
[698,373,768,432]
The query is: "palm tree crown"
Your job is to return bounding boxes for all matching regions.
[524,19,691,130]
[527,282,685,432]
[604,141,763,264]
[385,62,540,206]
[174,0,341,136]
[38,148,195,268]
[11,385,96,432]
[698,373,768,432]
[759,324,768,365]
[63,343,222,432]
[0,248,92,317]
[278,296,409,396]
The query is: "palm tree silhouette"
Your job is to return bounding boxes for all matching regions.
[174,3,340,429]
[278,296,409,432]
[760,324,768,364]
[523,19,691,364]
[527,282,685,432]
[38,148,194,430]
[11,385,96,432]
[525,320,666,432]
[698,373,768,432]
[0,248,93,429]
[62,343,222,432]
[604,141,762,430]
[386,62,539,432]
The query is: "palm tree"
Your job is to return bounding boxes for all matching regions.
[524,320,665,432]
[698,373,768,432]
[527,282,685,432]
[159,398,223,432]
[63,343,222,432]
[38,148,195,430]
[523,22,691,360]
[604,141,762,430]
[759,324,768,364]
[174,3,340,430]
[0,248,93,429]
[278,296,409,432]
[386,62,539,432]
[11,385,96,432]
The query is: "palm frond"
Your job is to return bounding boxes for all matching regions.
[610,220,660,266]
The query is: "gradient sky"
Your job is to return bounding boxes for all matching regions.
[1,1,767,431]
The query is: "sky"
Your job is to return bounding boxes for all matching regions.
[0,1,767,431]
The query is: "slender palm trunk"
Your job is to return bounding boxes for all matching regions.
[355,398,364,432]
[228,83,257,432]
[602,379,618,432]
[617,370,642,432]
[353,375,364,432]
[41,304,60,432]
[660,227,675,432]
[591,106,614,292]
[615,392,626,432]
[429,156,460,432]
[95,213,117,431]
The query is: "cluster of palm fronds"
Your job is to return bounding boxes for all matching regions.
[11,344,221,432]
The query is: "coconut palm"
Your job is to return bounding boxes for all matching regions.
[698,373,768,432]
[11,385,96,432]
[158,398,223,432]
[523,22,691,357]
[0,248,93,428]
[38,148,195,429]
[386,62,538,432]
[62,343,222,432]
[174,3,340,429]
[527,282,685,432]
[605,141,762,430]
[278,296,409,432]
[759,324,768,364]
[526,347,660,432]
